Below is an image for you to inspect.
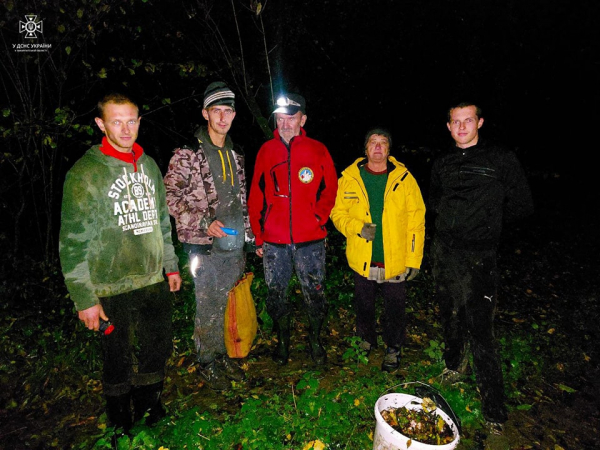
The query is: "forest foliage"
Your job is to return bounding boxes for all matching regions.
[1,0,279,269]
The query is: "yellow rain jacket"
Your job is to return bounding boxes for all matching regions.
[330,156,426,279]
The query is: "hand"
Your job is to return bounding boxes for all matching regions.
[360,223,377,241]
[207,220,227,238]
[78,304,109,331]
[168,273,182,292]
[256,247,264,258]
[405,267,420,281]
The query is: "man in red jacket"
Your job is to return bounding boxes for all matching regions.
[248,94,338,365]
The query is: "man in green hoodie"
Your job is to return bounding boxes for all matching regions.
[59,93,182,438]
[164,82,254,391]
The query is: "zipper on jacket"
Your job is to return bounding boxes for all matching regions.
[270,160,289,197]
[285,139,293,243]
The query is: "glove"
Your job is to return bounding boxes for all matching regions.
[360,223,377,241]
[405,267,419,281]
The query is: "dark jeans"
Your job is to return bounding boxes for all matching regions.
[433,239,508,423]
[263,241,327,321]
[100,282,173,396]
[353,272,406,349]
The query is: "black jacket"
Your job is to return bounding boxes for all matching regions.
[429,139,533,250]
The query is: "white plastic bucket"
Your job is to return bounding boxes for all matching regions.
[373,393,460,450]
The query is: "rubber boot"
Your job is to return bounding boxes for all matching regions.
[272,314,291,365]
[105,392,132,447]
[308,315,326,365]
[132,381,166,426]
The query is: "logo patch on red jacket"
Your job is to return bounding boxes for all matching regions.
[298,167,314,184]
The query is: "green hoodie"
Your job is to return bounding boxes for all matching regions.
[59,141,179,311]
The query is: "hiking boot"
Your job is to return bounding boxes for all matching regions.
[484,420,504,436]
[199,360,230,391]
[483,422,509,450]
[438,367,463,385]
[217,355,246,381]
[381,346,400,372]
[358,340,372,356]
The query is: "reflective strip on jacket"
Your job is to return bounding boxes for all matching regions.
[330,156,426,279]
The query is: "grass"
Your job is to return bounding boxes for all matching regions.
[0,229,551,449]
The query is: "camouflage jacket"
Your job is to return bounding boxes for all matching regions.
[164,127,254,246]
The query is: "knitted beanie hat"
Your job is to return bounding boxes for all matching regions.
[203,81,235,109]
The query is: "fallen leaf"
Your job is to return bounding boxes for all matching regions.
[303,439,326,450]
[557,384,576,393]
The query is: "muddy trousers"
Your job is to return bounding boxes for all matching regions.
[432,239,508,423]
[100,282,173,396]
[353,272,406,349]
[100,282,172,430]
[189,249,245,364]
[262,241,328,321]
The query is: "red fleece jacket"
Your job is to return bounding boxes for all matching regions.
[248,128,338,246]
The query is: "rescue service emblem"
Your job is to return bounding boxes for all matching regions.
[298,167,314,184]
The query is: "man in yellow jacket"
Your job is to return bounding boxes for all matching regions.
[330,128,425,371]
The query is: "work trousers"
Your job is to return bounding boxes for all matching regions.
[189,249,245,364]
[353,271,406,349]
[432,239,508,423]
[100,281,173,396]
[263,241,328,321]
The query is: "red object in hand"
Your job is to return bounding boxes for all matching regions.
[99,320,115,335]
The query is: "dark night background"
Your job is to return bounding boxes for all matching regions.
[1,1,600,448]
[2,0,598,264]
[2,0,598,219]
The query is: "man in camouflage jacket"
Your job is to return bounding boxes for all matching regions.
[164,82,253,390]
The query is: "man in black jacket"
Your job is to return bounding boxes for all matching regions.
[429,102,533,436]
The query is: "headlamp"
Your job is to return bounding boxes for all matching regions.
[273,94,306,115]
[276,96,301,108]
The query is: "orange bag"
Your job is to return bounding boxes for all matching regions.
[224,273,257,358]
